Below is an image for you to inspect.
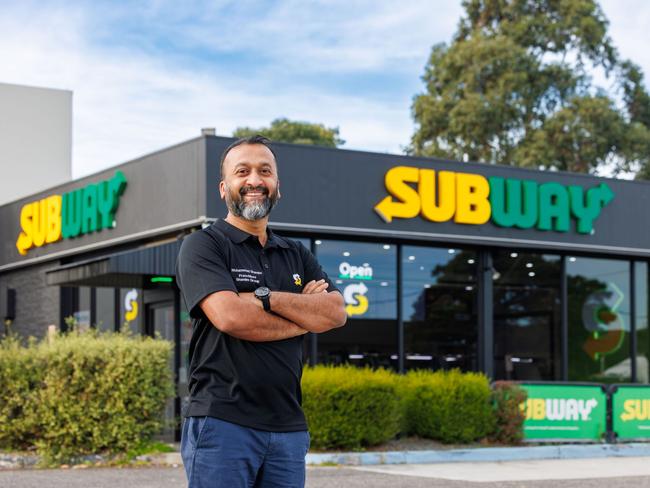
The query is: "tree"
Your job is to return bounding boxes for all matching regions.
[410,0,650,178]
[233,118,344,148]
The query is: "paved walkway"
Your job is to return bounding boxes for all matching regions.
[355,456,650,482]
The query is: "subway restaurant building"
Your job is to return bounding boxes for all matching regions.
[2,134,650,438]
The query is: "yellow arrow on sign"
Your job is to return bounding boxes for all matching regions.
[374,166,421,222]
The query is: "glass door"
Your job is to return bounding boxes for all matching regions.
[492,251,562,381]
[146,300,176,441]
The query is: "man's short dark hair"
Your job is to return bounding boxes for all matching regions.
[220,135,277,181]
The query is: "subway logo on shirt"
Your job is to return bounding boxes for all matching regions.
[15,171,127,255]
[374,166,614,234]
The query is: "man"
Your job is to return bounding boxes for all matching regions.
[176,135,347,488]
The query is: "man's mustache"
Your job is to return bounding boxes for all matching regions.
[239,185,270,196]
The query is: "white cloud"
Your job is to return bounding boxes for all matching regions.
[0,0,648,181]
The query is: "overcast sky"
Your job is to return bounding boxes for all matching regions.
[1,0,649,178]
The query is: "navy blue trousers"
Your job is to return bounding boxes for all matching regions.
[181,416,310,488]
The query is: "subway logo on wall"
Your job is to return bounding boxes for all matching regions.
[374,166,614,233]
[15,171,127,255]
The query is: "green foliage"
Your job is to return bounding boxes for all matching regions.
[411,0,650,178]
[233,118,344,147]
[0,331,173,462]
[400,369,495,444]
[489,381,527,444]
[302,365,400,449]
[302,367,519,448]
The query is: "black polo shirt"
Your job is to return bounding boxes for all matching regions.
[176,219,337,432]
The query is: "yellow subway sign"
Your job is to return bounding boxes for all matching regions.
[612,386,650,440]
[374,166,614,233]
[16,171,127,255]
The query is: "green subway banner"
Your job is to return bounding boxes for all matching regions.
[520,384,607,441]
[611,385,650,440]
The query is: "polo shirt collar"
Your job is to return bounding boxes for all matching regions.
[215,219,289,248]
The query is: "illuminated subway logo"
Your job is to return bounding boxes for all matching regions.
[16,171,127,255]
[374,166,614,233]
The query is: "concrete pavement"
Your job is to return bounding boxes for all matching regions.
[354,456,650,482]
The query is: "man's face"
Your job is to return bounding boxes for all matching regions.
[219,143,280,221]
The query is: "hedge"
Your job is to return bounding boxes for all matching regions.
[489,381,527,445]
[302,365,400,449]
[0,332,521,458]
[0,332,173,462]
[399,369,495,443]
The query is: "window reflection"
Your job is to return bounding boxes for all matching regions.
[635,262,649,383]
[493,252,561,381]
[402,246,477,372]
[96,287,115,332]
[315,240,397,369]
[568,257,631,383]
[74,287,91,331]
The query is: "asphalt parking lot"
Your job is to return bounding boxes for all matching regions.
[2,457,650,488]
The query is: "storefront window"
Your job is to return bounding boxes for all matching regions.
[96,287,115,332]
[568,257,631,382]
[315,240,397,369]
[74,287,91,331]
[402,246,477,372]
[493,252,561,380]
[635,262,649,383]
[119,287,143,335]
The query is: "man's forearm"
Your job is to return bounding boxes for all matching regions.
[270,291,346,333]
[200,293,307,342]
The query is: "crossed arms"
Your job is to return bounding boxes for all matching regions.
[199,279,347,342]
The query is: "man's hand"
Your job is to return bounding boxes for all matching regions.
[302,279,329,294]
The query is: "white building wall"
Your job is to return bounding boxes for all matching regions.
[0,82,72,205]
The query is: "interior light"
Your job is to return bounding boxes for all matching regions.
[150,276,173,283]
[528,272,536,277]
[343,251,351,257]
[448,249,455,254]
[465,286,473,291]
[383,244,391,250]
[315,240,322,245]
[419,266,425,271]
[526,263,533,268]
[424,284,431,289]
[380,282,389,287]
[467,259,475,264]
[510,252,518,258]
[408,255,416,261]
[569,257,577,262]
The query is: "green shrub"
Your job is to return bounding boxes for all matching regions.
[302,365,400,449]
[0,336,41,449]
[489,381,527,445]
[401,369,495,443]
[0,331,173,462]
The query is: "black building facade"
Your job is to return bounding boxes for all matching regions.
[2,134,649,438]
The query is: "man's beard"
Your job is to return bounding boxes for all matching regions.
[225,184,279,221]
